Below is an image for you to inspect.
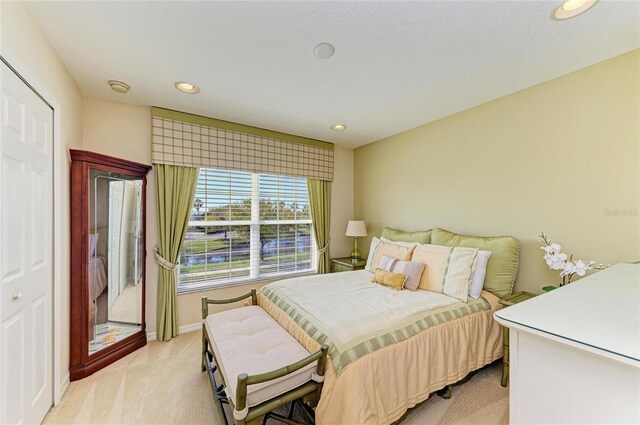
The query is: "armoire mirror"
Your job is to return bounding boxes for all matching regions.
[88,170,143,354]
[70,150,151,381]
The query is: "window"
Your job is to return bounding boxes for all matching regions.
[179,168,314,292]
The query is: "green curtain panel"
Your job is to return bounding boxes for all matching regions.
[154,164,199,341]
[307,179,332,274]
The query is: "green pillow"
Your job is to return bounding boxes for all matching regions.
[381,227,432,244]
[431,228,519,298]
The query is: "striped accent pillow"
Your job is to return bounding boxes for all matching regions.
[378,256,426,291]
[411,244,478,302]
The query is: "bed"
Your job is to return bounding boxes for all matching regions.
[257,270,503,424]
[88,256,107,302]
[88,232,107,302]
[254,227,519,425]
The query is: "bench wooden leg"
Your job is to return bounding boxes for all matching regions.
[299,401,316,423]
[201,325,208,372]
[203,346,229,425]
[287,402,296,419]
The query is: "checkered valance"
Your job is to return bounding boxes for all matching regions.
[151,108,334,181]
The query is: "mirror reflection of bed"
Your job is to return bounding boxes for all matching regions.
[88,169,143,355]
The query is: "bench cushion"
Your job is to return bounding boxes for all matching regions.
[205,305,317,408]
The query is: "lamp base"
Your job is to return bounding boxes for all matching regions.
[350,237,361,260]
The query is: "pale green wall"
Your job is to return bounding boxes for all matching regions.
[354,49,640,294]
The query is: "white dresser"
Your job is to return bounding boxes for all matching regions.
[494,263,640,424]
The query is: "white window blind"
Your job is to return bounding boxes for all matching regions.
[179,168,314,292]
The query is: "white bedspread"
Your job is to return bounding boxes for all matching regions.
[88,256,107,302]
[264,270,461,352]
[258,270,503,425]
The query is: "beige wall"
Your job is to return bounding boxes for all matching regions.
[82,97,355,331]
[330,146,355,257]
[354,49,640,294]
[81,98,159,330]
[1,1,84,393]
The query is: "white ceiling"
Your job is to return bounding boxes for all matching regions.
[26,1,640,148]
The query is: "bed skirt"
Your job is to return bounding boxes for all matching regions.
[257,291,503,425]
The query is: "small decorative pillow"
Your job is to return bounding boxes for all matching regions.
[378,255,426,291]
[469,250,492,299]
[411,244,478,302]
[372,269,407,291]
[368,241,416,272]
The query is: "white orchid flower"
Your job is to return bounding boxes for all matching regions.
[549,260,562,269]
[544,251,568,270]
[539,233,597,282]
[573,260,594,276]
[560,261,575,277]
[544,254,559,268]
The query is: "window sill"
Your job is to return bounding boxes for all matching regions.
[177,270,317,295]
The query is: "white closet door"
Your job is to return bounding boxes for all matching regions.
[0,61,53,424]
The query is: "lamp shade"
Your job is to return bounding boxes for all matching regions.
[345,220,367,237]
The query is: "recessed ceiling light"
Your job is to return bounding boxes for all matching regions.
[108,80,130,94]
[331,124,346,131]
[553,0,598,20]
[174,81,200,94]
[314,43,335,59]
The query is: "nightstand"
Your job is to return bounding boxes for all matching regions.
[499,291,537,387]
[331,257,367,273]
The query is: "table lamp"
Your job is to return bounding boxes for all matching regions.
[345,220,367,260]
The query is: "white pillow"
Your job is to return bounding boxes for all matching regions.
[469,250,492,299]
[380,237,419,248]
[89,233,99,257]
[364,237,382,272]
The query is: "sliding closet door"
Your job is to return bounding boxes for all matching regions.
[0,61,54,424]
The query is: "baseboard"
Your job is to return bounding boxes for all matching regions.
[146,322,201,342]
[56,372,70,405]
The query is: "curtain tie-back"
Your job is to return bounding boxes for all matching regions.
[316,238,330,254]
[153,245,178,271]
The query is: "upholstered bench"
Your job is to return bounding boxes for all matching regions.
[201,290,328,425]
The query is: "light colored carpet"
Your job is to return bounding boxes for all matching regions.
[109,284,142,324]
[44,331,508,425]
